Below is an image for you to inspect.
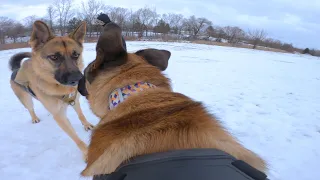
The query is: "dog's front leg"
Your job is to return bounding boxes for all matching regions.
[53,113,88,162]
[72,96,94,131]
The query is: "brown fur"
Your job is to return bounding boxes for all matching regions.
[85,54,172,118]
[80,22,267,176]
[9,21,94,161]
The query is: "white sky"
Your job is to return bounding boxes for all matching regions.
[1,0,320,49]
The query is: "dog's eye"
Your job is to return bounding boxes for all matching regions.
[72,51,80,59]
[48,55,58,61]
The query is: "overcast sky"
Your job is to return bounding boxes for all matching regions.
[1,0,319,49]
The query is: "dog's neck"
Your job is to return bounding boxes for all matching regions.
[32,76,78,105]
[108,82,156,110]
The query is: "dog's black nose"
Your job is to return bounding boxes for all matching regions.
[65,71,83,86]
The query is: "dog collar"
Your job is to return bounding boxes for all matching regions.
[108,82,156,110]
[62,91,77,106]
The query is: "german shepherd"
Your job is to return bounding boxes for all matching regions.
[77,20,267,176]
[9,20,94,161]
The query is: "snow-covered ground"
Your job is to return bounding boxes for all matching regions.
[0,42,319,180]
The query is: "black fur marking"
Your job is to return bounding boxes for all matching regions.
[74,40,83,47]
[61,40,67,49]
[11,69,37,99]
[9,52,32,71]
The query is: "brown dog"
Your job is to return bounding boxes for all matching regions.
[78,21,267,177]
[9,20,94,161]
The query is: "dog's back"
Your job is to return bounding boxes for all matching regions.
[78,15,267,178]
[82,88,266,176]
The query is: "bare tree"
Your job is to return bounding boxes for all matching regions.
[130,11,143,37]
[223,26,245,44]
[310,49,320,56]
[68,17,82,32]
[47,5,56,31]
[184,16,212,38]
[248,29,267,49]
[80,0,104,37]
[7,22,25,43]
[107,6,117,22]
[117,8,129,29]
[54,0,74,35]
[163,13,183,34]
[213,26,227,40]
[154,19,170,35]
[107,7,129,29]
[0,17,14,44]
[23,15,39,31]
[134,6,158,37]
[281,43,294,52]
[206,26,214,38]
[263,38,282,49]
[125,8,137,36]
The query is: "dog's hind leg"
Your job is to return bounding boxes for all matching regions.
[72,96,94,131]
[10,80,40,123]
[53,112,88,161]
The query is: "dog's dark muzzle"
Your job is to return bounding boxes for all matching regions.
[55,70,83,86]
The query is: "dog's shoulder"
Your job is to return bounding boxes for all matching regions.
[82,90,215,175]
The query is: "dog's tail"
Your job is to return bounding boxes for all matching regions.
[9,52,32,71]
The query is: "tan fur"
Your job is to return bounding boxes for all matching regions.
[9,21,93,161]
[81,52,268,176]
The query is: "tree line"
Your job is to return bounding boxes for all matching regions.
[0,0,317,55]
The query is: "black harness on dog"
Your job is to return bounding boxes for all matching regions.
[92,149,268,180]
[11,69,37,99]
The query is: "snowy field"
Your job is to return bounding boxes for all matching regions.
[0,42,319,180]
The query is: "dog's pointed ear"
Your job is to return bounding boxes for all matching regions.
[69,21,87,44]
[29,21,54,50]
[135,49,171,71]
[91,22,127,71]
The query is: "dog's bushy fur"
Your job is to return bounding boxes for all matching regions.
[9,52,32,71]
[78,20,268,177]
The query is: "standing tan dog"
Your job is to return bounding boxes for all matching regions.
[78,19,267,178]
[9,20,94,161]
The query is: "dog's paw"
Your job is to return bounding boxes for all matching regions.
[32,118,40,124]
[83,123,94,131]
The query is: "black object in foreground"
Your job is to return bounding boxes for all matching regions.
[92,149,269,180]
